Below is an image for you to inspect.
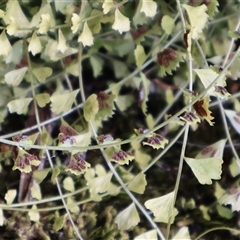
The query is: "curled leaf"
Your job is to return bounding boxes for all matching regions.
[65,153,91,175]
[179,111,201,125]
[193,96,214,126]
[111,149,134,165]
[143,133,168,149]
[214,86,231,99]
[12,148,40,173]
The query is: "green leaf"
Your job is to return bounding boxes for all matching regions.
[28,31,42,56]
[133,2,147,26]
[229,157,240,177]
[35,93,51,108]
[216,204,233,219]
[134,230,157,240]
[144,192,178,223]
[87,173,113,198]
[0,10,4,18]
[66,60,78,76]
[158,50,185,76]
[161,15,174,35]
[67,197,79,213]
[53,214,66,231]
[88,9,102,34]
[229,30,240,39]
[5,189,17,205]
[140,0,157,18]
[90,55,103,78]
[7,98,33,115]
[83,94,99,121]
[127,172,147,194]
[50,89,79,114]
[114,203,140,230]
[225,110,240,135]
[4,67,28,86]
[207,0,219,17]
[57,29,68,53]
[102,0,114,14]
[30,181,42,200]
[134,149,151,170]
[32,67,52,83]
[72,132,92,151]
[43,39,78,62]
[194,68,227,96]
[63,177,75,192]
[28,205,40,222]
[182,4,209,39]
[112,9,130,34]
[200,205,211,220]
[173,227,191,239]
[51,167,60,181]
[113,60,129,78]
[5,40,23,65]
[140,72,150,114]
[134,45,146,68]
[33,168,51,184]
[116,95,134,112]
[95,92,115,120]
[184,157,223,185]
[78,22,94,47]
